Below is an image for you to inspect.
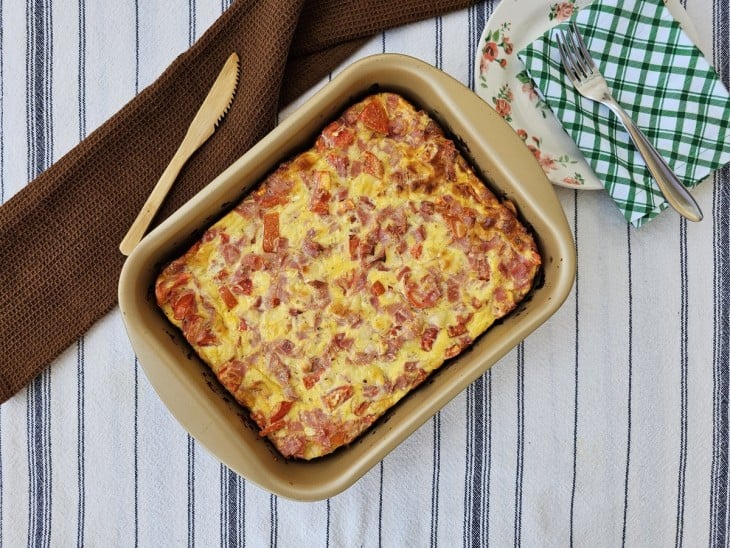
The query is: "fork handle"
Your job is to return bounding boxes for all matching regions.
[602,96,703,222]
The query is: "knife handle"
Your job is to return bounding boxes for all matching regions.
[119,142,195,256]
[119,52,238,256]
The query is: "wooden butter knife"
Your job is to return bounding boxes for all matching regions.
[119,52,240,256]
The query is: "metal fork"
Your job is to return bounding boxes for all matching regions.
[556,21,703,222]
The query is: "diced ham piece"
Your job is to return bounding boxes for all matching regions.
[252,172,293,208]
[421,326,439,351]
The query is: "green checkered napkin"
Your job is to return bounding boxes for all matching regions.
[518,0,730,226]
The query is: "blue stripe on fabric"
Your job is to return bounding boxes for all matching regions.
[187,4,196,546]
[675,218,689,548]
[462,383,473,548]
[220,466,226,545]
[431,410,441,548]
[188,0,195,48]
[240,475,246,548]
[0,0,4,206]
[469,377,483,548]
[269,493,277,548]
[621,226,634,547]
[26,0,54,545]
[187,436,195,548]
[484,372,492,543]
[514,343,525,547]
[134,0,139,94]
[76,338,85,548]
[325,498,331,548]
[133,357,139,548]
[221,467,245,548]
[133,1,141,544]
[464,3,492,547]
[675,8,689,544]
[429,17,443,548]
[378,32,385,548]
[76,2,87,545]
[710,2,730,546]
[77,0,85,141]
[215,6,247,543]
[569,190,580,548]
[0,416,2,548]
[0,16,4,541]
[709,168,730,548]
[378,460,384,548]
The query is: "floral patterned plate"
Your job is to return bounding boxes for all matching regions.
[475,0,701,190]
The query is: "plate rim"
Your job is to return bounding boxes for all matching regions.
[474,0,702,191]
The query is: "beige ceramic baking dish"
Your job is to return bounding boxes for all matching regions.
[118,53,576,501]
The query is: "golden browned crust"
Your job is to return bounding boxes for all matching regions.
[156,93,541,459]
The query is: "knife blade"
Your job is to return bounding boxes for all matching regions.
[119,51,240,256]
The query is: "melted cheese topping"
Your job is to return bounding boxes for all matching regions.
[156,93,541,460]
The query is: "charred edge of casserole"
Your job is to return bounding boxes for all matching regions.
[151,89,544,461]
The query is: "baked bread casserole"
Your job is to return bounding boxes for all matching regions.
[155,92,542,460]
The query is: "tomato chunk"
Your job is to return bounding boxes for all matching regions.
[444,344,461,359]
[270,400,293,423]
[371,280,386,296]
[182,315,217,346]
[233,278,253,296]
[311,187,331,215]
[362,151,384,178]
[447,314,473,338]
[218,359,247,393]
[172,293,195,320]
[259,420,287,437]
[320,121,355,149]
[310,172,332,215]
[218,286,238,310]
[262,212,279,253]
[323,385,354,410]
[354,401,371,416]
[359,100,389,134]
[156,271,192,305]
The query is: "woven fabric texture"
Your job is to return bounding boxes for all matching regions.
[0,0,476,403]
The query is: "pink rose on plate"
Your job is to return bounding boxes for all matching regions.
[550,1,576,22]
[483,41,498,61]
[494,98,512,118]
[503,36,514,55]
[557,2,575,20]
[522,82,538,101]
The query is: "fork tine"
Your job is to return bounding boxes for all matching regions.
[555,29,578,83]
[554,19,704,222]
[568,21,597,72]
[564,26,589,78]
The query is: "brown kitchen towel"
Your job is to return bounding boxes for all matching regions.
[0,0,479,403]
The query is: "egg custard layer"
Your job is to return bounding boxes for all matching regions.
[155,93,541,460]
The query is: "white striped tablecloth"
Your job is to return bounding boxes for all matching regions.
[1,1,729,546]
